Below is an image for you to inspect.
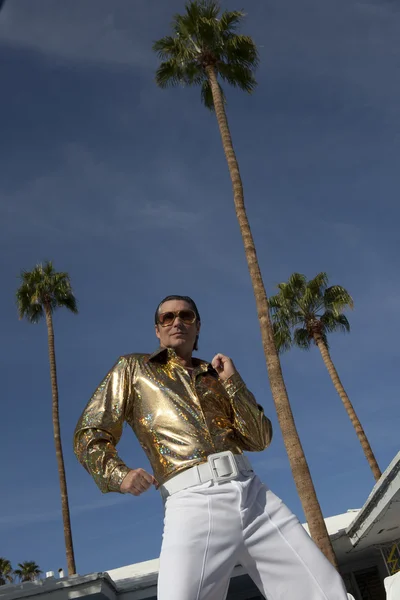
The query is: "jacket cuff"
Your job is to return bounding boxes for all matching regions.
[222,372,246,398]
[108,464,131,493]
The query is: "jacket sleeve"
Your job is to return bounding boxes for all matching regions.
[223,372,273,452]
[73,356,133,493]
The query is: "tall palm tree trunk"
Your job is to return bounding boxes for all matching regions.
[206,66,337,567]
[314,334,381,481]
[44,306,76,575]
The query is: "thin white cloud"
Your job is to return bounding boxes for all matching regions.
[0,144,203,239]
[0,0,161,69]
[136,202,201,229]
[0,142,250,284]
[0,493,128,530]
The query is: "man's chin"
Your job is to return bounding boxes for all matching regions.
[170,339,186,346]
[168,338,192,351]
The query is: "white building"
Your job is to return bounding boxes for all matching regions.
[1,452,399,600]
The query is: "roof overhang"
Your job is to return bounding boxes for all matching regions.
[106,560,250,597]
[346,451,400,550]
[0,573,116,600]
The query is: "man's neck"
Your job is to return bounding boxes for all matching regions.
[173,351,193,368]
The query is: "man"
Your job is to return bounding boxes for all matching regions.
[74,295,349,600]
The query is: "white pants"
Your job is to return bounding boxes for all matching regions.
[158,474,349,600]
[385,572,400,600]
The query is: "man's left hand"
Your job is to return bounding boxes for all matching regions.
[211,354,236,382]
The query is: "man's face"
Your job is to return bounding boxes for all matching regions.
[155,299,200,355]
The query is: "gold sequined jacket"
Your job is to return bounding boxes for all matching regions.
[74,347,272,493]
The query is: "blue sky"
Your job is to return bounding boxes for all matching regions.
[1,0,399,578]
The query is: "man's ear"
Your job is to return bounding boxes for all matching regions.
[155,324,161,341]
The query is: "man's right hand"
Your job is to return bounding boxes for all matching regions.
[120,468,157,496]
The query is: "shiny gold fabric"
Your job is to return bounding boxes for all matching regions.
[74,347,272,493]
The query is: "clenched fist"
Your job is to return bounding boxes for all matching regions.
[211,354,236,382]
[120,468,157,496]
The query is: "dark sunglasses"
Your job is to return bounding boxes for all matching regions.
[158,309,197,327]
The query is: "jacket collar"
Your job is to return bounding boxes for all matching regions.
[148,346,173,363]
[148,346,215,374]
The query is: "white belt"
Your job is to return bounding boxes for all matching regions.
[160,451,253,499]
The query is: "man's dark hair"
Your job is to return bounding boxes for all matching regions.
[155,295,201,351]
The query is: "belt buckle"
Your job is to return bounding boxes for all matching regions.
[207,451,238,483]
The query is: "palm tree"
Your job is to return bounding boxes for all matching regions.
[270,272,382,481]
[16,261,78,575]
[13,562,42,583]
[0,558,13,585]
[153,1,337,566]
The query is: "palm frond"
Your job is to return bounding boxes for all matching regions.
[197,17,221,50]
[223,35,259,69]
[320,311,350,335]
[269,292,304,328]
[153,36,193,61]
[293,327,312,350]
[324,285,353,314]
[336,313,350,332]
[155,60,186,88]
[184,62,206,85]
[154,0,257,104]
[219,9,244,33]
[292,272,326,319]
[272,321,293,354]
[269,294,286,316]
[175,3,216,44]
[0,558,14,585]
[173,13,195,40]
[183,0,220,24]
[59,293,78,314]
[17,297,44,323]
[307,272,328,297]
[14,562,42,582]
[273,282,303,319]
[279,273,307,302]
[300,286,314,312]
[217,62,257,93]
[16,261,78,322]
[268,293,284,310]
[269,272,353,353]
[269,299,293,323]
